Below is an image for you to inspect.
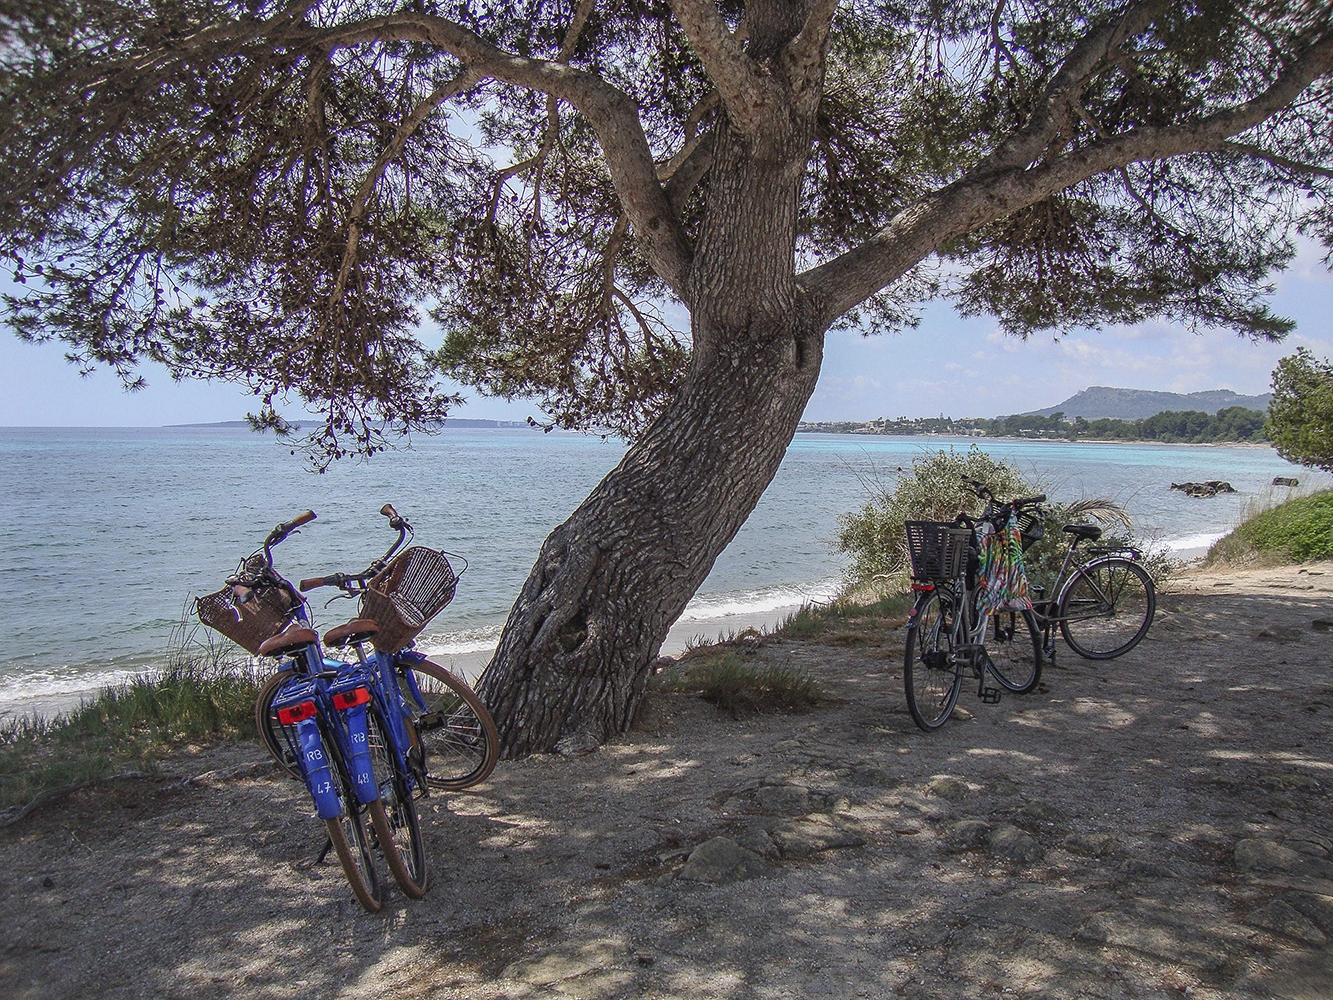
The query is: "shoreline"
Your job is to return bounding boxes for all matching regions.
[796,428,1276,449]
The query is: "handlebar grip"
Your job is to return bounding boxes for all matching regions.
[1015,495,1047,506]
[299,575,334,591]
[289,510,317,528]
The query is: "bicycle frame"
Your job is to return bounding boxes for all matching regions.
[267,597,424,809]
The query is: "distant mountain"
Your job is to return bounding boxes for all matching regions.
[1024,386,1271,421]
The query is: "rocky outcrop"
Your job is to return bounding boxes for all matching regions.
[1170,480,1237,498]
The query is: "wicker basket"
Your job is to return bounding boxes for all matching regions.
[360,546,458,653]
[196,585,297,655]
[904,521,971,581]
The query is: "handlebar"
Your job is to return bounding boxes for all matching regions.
[265,510,316,547]
[299,572,364,592]
[298,502,415,594]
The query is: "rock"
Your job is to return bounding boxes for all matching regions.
[1313,620,1333,634]
[676,837,773,883]
[1254,625,1305,642]
[948,819,992,851]
[1273,476,1300,487]
[1064,832,1117,857]
[926,776,971,802]
[768,815,865,858]
[735,824,780,860]
[1235,838,1333,880]
[504,942,621,985]
[1016,800,1066,829]
[754,784,811,816]
[1170,481,1237,498]
[1118,858,1182,881]
[1243,900,1328,945]
[1286,891,1333,935]
[987,823,1044,863]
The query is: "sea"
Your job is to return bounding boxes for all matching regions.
[0,425,1323,719]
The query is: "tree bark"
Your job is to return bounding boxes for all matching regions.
[476,311,825,757]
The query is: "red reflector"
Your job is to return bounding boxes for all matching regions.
[332,687,371,711]
[276,700,317,725]
[910,582,935,592]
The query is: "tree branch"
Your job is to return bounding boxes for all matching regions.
[802,29,1333,324]
[1221,140,1333,180]
[665,0,777,133]
[331,68,479,316]
[299,12,694,297]
[782,0,840,100]
[976,0,1169,175]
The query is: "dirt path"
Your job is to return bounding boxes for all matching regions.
[3,562,1333,1000]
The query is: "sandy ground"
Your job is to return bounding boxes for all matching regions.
[3,560,1333,1000]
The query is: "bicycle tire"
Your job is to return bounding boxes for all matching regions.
[325,810,383,913]
[1058,557,1155,660]
[984,608,1042,693]
[364,705,427,898]
[322,718,383,913]
[255,672,301,780]
[903,590,963,732]
[398,660,499,790]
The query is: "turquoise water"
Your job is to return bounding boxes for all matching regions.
[0,426,1319,712]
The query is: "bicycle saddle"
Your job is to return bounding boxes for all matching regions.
[1062,523,1103,541]
[257,624,319,657]
[323,619,380,648]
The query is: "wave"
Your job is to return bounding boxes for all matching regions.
[1162,531,1226,552]
[676,579,842,623]
[0,664,155,712]
[412,580,843,658]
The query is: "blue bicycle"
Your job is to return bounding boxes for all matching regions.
[197,511,389,910]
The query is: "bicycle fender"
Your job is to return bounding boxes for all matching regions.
[294,719,343,820]
[341,702,380,804]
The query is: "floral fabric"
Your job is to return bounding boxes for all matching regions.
[975,512,1033,616]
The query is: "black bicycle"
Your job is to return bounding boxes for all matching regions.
[902,491,1046,731]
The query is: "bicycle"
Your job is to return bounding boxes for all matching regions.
[902,492,1046,732]
[196,511,388,911]
[254,504,498,794]
[993,485,1156,664]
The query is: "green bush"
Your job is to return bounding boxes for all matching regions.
[1207,491,1333,565]
[836,445,1031,583]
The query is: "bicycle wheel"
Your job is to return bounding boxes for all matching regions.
[903,590,963,732]
[985,608,1042,693]
[322,722,383,913]
[1058,557,1155,660]
[397,660,499,790]
[364,705,427,898]
[255,673,301,780]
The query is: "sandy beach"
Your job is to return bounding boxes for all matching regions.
[3,558,1332,999]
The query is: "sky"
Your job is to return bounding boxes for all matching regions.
[1,240,1329,427]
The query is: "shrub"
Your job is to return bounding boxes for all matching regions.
[1207,491,1333,565]
[836,445,1030,583]
[835,445,1143,592]
[651,653,823,716]
[0,626,264,811]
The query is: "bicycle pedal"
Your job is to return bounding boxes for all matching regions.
[979,687,1003,705]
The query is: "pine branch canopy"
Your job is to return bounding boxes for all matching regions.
[2,0,1331,460]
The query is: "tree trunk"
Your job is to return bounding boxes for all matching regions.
[476,310,825,756]
[477,0,829,756]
